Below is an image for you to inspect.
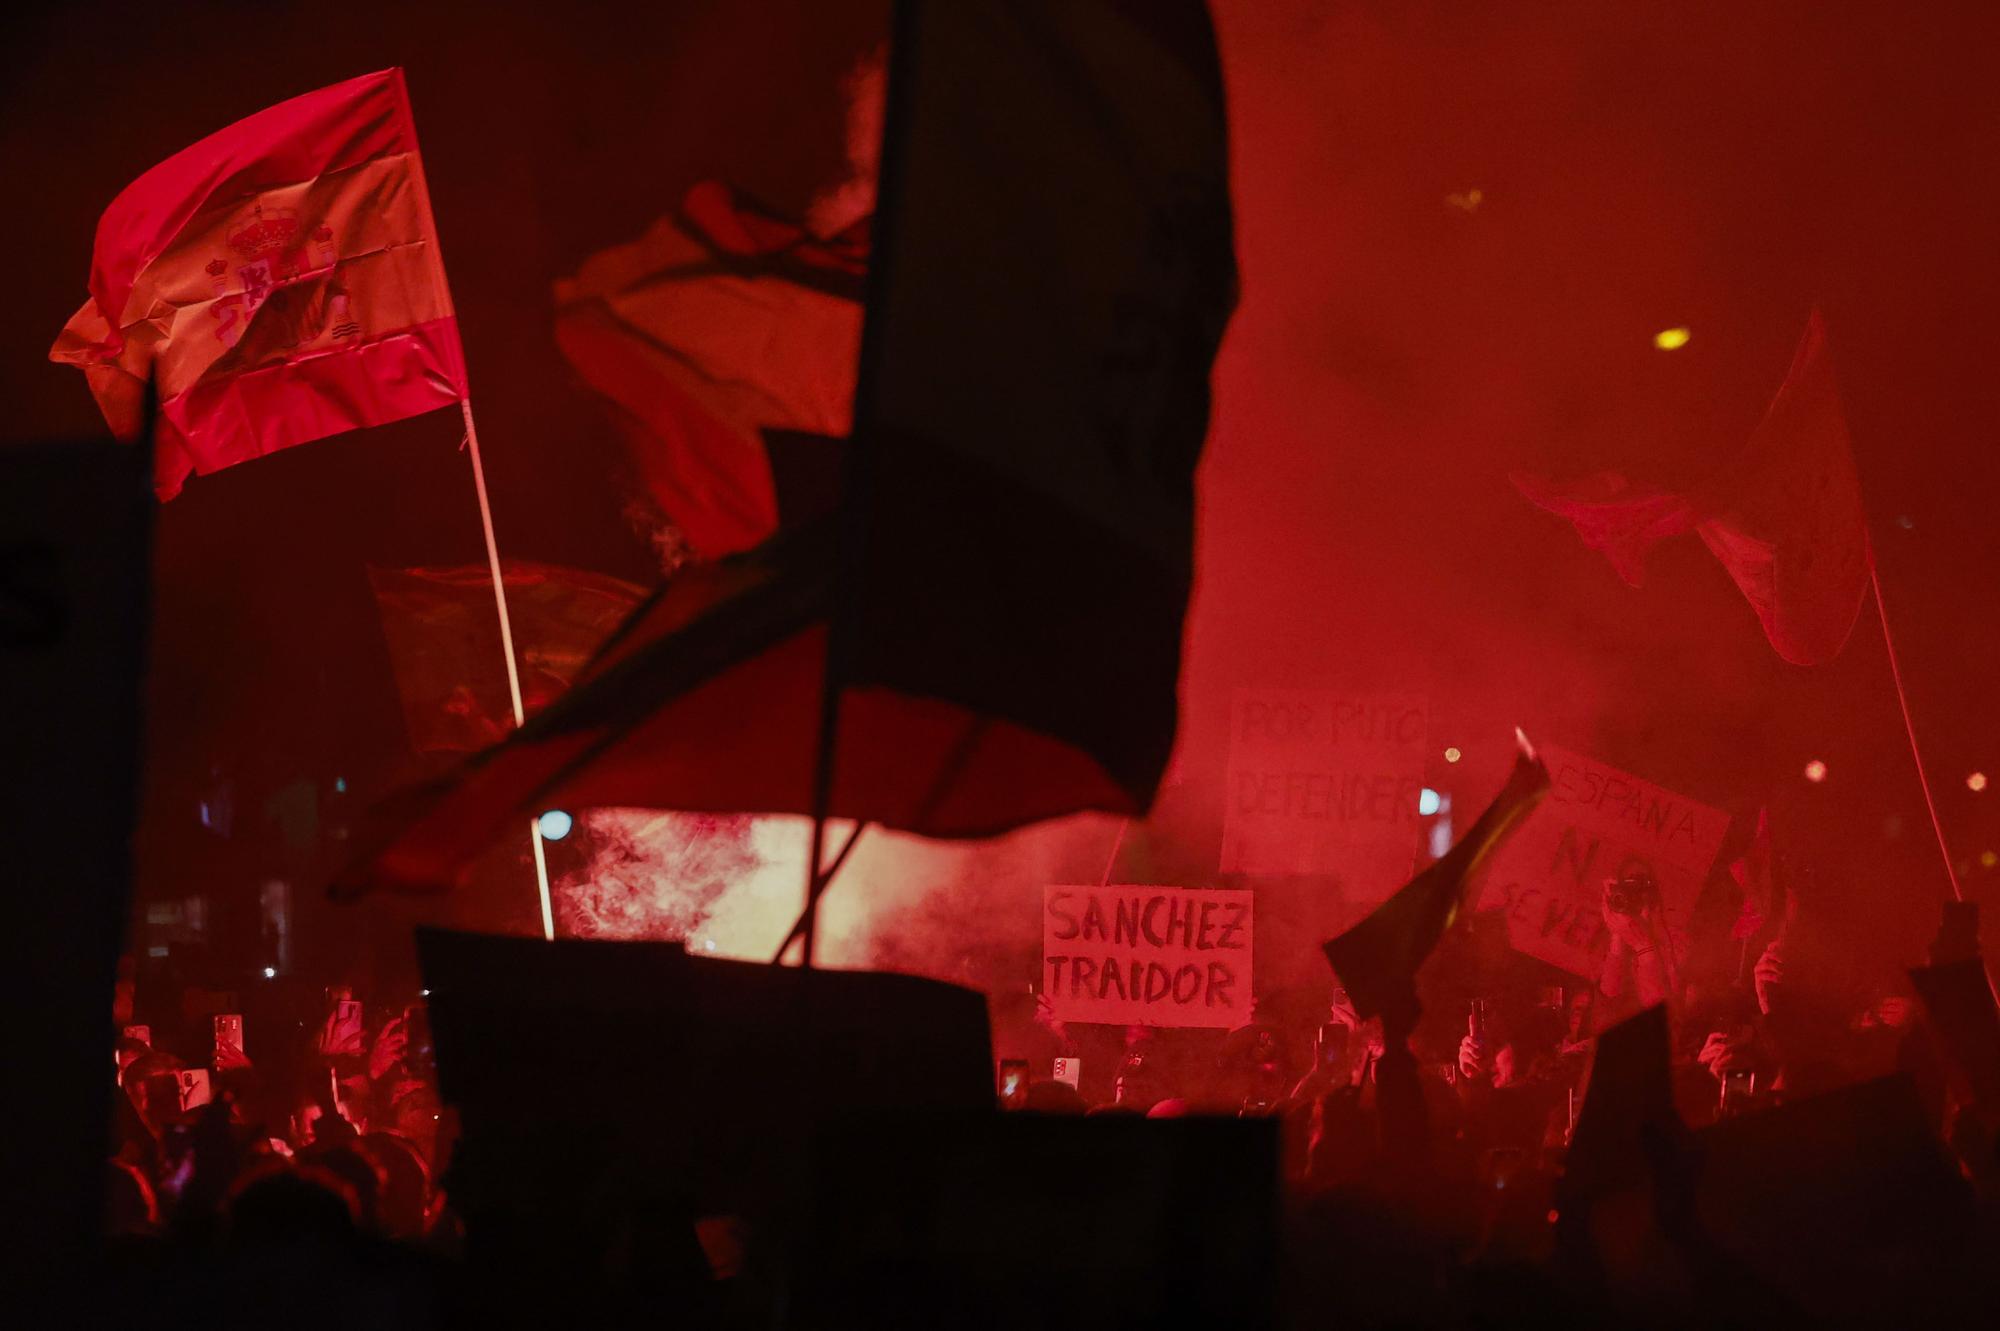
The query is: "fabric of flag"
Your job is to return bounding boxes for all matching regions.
[554,181,866,559]
[368,561,645,754]
[1514,310,1870,666]
[1322,740,1549,1020]
[49,69,465,500]
[1726,805,1794,946]
[336,0,1237,895]
[1558,1004,1683,1205]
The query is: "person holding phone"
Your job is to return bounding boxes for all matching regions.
[1455,999,1567,1157]
[1597,868,1682,1016]
[997,1058,1031,1110]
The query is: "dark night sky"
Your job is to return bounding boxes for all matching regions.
[3,0,1995,983]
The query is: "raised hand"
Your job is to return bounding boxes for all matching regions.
[1753,942,1785,1016]
[368,1015,409,1081]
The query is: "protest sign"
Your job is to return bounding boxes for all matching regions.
[1043,886,1253,1028]
[1220,690,1427,902]
[1471,744,1728,976]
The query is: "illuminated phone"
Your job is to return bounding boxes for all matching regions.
[213,1013,243,1054]
[1719,1068,1755,1117]
[1480,1145,1526,1191]
[998,1058,1030,1108]
[1315,1022,1349,1071]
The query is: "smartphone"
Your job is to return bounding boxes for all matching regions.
[213,1013,243,1055]
[1316,1021,1350,1071]
[403,1002,436,1078]
[175,1068,212,1113]
[998,1058,1030,1108]
[1719,1068,1755,1117]
[1480,1145,1526,1191]
[336,998,362,1028]
[1052,1056,1081,1089]
[121,1024,151,1047]
[1469,998,1487,1040]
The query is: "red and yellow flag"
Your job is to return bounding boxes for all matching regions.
[50,69,465,499]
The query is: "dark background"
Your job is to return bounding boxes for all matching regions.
[1,1,1994,1006]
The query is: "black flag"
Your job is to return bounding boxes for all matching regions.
[1322,735,1550,1020]
[341,1,1238,892]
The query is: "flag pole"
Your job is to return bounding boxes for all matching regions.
[1099,817,1131,888]
[461,398,557,940]
[394,69,554,941]
[795,0,919,969]
[1869,551,1965,903]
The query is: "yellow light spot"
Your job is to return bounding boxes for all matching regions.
[1444,747,1462,764]
[1803,759,1827,783]
[1981,850,1998,869]
[1445,188,1483,213]
[1653,326,1692,351]
[1969,771,1988,792]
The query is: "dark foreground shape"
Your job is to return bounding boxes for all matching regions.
[419,928,1278,1328]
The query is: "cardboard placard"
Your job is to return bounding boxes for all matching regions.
[1042,886,1253,1028]
[1220,690,1427,900]
[1472,745,1728,976]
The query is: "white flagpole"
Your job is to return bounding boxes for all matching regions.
[396,67,555,942]
[460,397,557,941]
[1869,554,1964,903]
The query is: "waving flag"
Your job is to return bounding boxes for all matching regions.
[369,561,645,754]
[554,182,865,559]
[336,0,1238,896]
[50,69,465,499]
[1323,735,1549,1020]
[1515,310,1870,665]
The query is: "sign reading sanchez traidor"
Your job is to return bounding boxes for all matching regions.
[1042,885,1254,1028]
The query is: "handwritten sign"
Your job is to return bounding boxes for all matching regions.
[1220,690,1427,900]
[1472,745,1729,976]
[1043,886,1253,1028]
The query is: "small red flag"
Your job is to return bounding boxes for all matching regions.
[50,69,466,499]
[1516,311,1870,666]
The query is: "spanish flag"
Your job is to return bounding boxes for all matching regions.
[50,69,465,500]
